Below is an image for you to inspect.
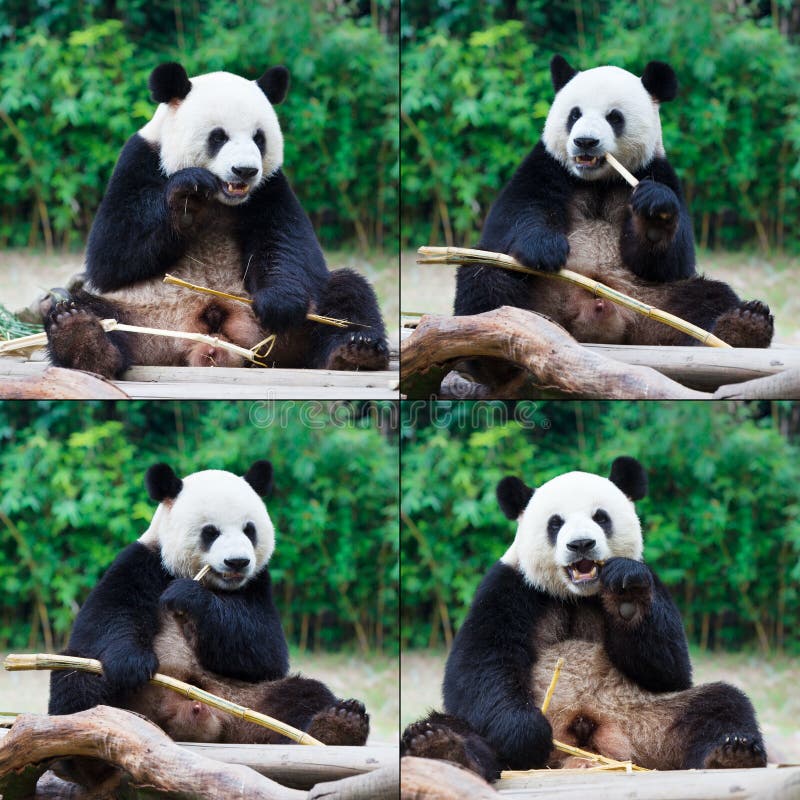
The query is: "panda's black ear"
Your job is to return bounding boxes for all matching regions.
[149,62,192,104]
[641,61,678,103]
[146,463,183,503]
[550,54,578,93]
[257,66,290,105]
[496,477,534,520]
[608,456,648,501]
[243,460,274,497]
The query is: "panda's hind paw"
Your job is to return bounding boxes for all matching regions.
[702,734,767,769]
[712,300,774,348]
[46,306,125,378]
[307,698,369,745]
[324,332,389,371]
[401,720,471,763]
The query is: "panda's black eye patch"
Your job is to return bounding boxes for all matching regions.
[547,514,564,544]
[200,524,221,549]
[243,521,257,543]
[605,109,625,136]
[566,106,582,132]
[207,127,229,157]
[253,129,266,155]
[592,509,612,535]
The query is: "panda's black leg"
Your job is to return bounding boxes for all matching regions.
[401,712,502,782]
[670,683,767,769]
[44,291,133,379]
[310,269,389,370]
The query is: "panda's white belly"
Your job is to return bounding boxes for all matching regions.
[564,185,629,274]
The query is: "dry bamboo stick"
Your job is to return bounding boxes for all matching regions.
[605,152,639,188]
[193,564,211,581]
[163,274,366,329]
[417,246,731,349]
[3,653,324,747]
[540,657,563,715]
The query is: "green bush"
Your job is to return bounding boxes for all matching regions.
[401,1,800,253]
[401,402,800,654]
[0,401,398,654]
[0,2,397,251]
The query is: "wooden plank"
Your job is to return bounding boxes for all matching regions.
[182,743,397,790]
[496,766,800,799]
[115,382,398,399]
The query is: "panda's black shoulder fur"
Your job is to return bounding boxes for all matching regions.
[49,541,289,716]
[85,133,329,313]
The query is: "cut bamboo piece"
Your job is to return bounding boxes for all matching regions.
[417,246,732,349]
[539,657,563,715]
[3,653,324,747]
[163,274,364,329]
[193,564,211,581]
[604,152,639,188]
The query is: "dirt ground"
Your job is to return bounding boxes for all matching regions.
[401,649,800,764]
[0,248,400,347]
[402,249,800,346]
[0,649,398,744]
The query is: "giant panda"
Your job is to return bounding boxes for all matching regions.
[401,457,766,780]
[44,63,389,378]
[49,461,369,750]
[454,56,773,386]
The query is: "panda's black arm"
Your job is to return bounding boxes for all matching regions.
[159,568,289,682]
[442,562,553,769]
[620,156,696,282]
[236,170,330,333]
[455,142,573,316]
[600,559,692,692]
[85,135,194,291]
[48,542,171,715]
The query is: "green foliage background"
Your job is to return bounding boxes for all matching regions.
[0,401,399,654]
[401,1,800,253]
[401,401,800,654]
[0,0,397,251]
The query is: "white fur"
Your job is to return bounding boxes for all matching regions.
[139,469,275,590]
[542,65,665,180]
[139,71,284,204]
[507,471,643,599]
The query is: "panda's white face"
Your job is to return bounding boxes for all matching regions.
[542,66,664,180]
[503,471,643,599]
[141,469,275,590]
[140,71,284,206]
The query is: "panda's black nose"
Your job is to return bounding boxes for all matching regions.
[574,137,600,150]
[232,166,258,179]
[567,538,596,554]
[224,557,250,571]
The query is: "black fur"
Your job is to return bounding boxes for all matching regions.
[641,60,678,102]
[243,460,274,497]
[257,66,290,105]
[48,542,289,715]
[608,456,648,500]
[146,463,183,503]
[149,62,192,104]
[550,55,578,92]
[496,476,534,520]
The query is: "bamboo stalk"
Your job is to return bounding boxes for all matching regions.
[540,657,563,715]
[3,653,324,747]
[162,274,365,329]
[193,565,211,582]
[605,152,639,188]
[417,246,732,349]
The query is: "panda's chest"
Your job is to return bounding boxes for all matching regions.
[564,185,629,273]
[533,600,605,648]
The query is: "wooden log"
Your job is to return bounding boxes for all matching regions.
[400,756,498,799]
[0,366,129,399]
[182,743,398,790]
[713,368,800,399]
[496,765,800,799]
[0,707,305,800]
[400,308,709,399]
[308,764,399,799]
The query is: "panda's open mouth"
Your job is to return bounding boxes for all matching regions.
[565,559,604,583]
[222,181,250,198]
[573,154,602,169]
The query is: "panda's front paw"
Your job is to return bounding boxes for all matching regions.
[630,180,680,231]
[166,168,220,227]
[511,230,570,273]
[600,558,653,621]
[102,648,158,695]
[159,578,207,617]
[252,287,310,333]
